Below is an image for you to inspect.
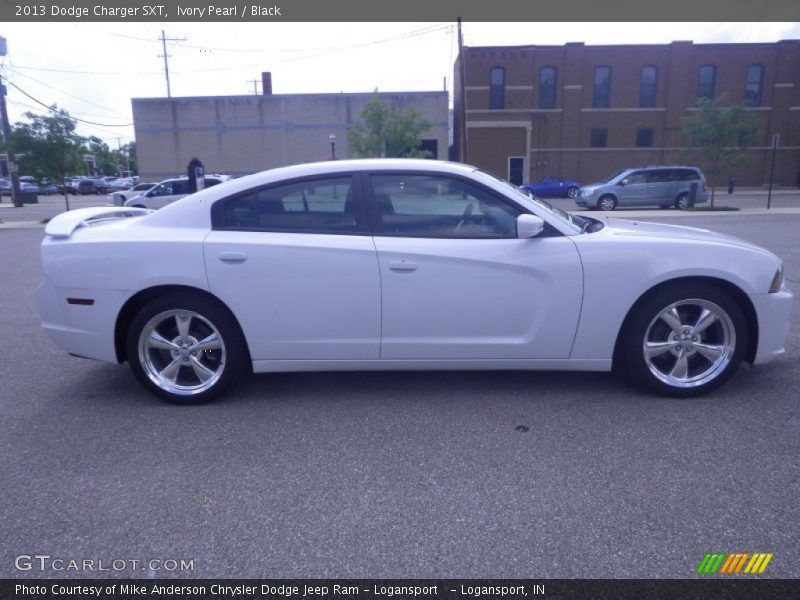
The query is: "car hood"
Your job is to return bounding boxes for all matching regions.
[596,217,774,256]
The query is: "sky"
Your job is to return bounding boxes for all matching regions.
[1,21,800,148]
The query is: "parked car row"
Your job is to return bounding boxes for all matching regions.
[1,177,59,196]
[120,175,231,209]
[521,165,708,211]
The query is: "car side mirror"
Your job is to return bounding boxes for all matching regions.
[517,214,545,238]
[619,179,627,186]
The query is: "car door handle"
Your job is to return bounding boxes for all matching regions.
[219,251,248,263]
[388,260,418,273]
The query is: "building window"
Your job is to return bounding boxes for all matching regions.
[636,128,654,147]
[590,128,608,147]
[538,67,557,109]
[639,66,658,108]
[744,64,764,107]
[697,65,716,99]
[490,66,505,109]
[593,66,611,108]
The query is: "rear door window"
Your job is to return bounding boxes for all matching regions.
[216,176,364,234]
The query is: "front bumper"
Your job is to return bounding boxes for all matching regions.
[750,286,793,364]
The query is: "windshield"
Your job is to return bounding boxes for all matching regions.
[474,170,583,233]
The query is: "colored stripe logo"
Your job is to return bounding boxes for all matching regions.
[696,552,773,574]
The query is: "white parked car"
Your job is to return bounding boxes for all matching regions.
[123,175,230,209]
[108,182,158,206]
[37,159,792,404]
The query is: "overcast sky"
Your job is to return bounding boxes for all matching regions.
[1,21,799,147]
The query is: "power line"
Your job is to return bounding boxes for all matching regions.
[5,79,133,127]
[8,64,162,76]
[7,24,452,79]
[5,66,124,116]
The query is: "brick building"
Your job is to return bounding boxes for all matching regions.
[454,40,800,187]
[133,74,448,181]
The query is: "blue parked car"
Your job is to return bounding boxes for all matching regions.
[521,176,582,199]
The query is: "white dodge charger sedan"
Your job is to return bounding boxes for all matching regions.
[36,159,792,404]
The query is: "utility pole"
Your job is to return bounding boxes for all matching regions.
[0,38,22,208]
[457,18,468,163]
[114,137,131,176]
[159,30,186,98]
[247,79,260,95]
[767,133,779,209]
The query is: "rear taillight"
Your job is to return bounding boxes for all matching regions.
[703,180,708,191]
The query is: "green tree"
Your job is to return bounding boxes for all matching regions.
[348,94,431,159]
[83,136,117,175]
[681,93,760,206]
[11,108,85,210]
[118,141,137,175]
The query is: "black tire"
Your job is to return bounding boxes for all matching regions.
[597,195,617,211]
[126,292,248,404]
[566,186,579,199]
[619,281,748,397]
[675,193,690,210]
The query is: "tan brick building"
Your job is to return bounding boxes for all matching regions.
[454,40,800,187]
[133,79,448,181]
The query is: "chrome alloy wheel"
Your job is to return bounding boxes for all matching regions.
[642,299,735,389]
[137,309,226,396]
[598,196,616,211]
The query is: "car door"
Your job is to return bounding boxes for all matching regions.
[617,170,649,206]
[644,169,674,205]
[365,172,583,360]
[204,174,381,361]
[550,178,566,197]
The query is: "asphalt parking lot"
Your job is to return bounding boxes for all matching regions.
[0,204,798,579]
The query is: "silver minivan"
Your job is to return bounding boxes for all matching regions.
[576,166,709,211]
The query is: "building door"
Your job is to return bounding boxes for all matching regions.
[508,157,525,185]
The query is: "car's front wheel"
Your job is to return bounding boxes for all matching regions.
[620,282,748,397]
[597,195,617,211]
[126,293,247,404]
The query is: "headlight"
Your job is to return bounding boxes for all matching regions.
[768,264,784,293]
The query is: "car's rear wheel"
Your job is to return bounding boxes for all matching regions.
[597,195,617,211]
[126,293,247,404]
[675,193,690,210]
[566,186,579,199]
[620,282,747,397]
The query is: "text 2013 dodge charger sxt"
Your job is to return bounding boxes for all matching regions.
[37,159,792,404]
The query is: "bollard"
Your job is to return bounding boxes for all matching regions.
[728,176,735,194]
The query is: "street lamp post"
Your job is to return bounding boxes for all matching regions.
[329,132,337,160]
